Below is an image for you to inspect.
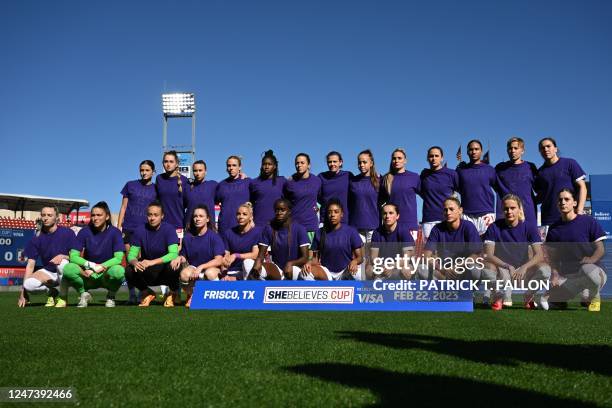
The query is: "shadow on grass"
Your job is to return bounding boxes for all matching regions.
[337,332,611,376]
[286,363,598,407]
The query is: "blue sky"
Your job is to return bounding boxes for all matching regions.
[1,0,611,213]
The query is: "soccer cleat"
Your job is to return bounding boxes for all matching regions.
[491,299,503,311]
[185,295,192,309]
[538,295,549,311]
[77,292,93,308]
[580,300,591,308]
[139,293,156,307]
[54,297,67,308]
[588,299,600,312]
[503,301,513,307]
[45,288,59,307]
[523,294,535,310]
[105,298,116,308]
[163,291,177,308]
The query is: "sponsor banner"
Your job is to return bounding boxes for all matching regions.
[0,267,25,286]
[190,281,474,311]
[59,212,91,224]
[0,229,34,267]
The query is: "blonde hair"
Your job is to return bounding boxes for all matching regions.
[237,202,255,228]
[502,194,525,222]
[506,137,525,150]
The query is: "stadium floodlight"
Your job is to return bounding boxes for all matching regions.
[162,93,195,117]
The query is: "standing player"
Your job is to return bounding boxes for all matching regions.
[216,156,251,235]
[60,202,125,308]
[494,137,538,225]
[318,151,352,224]
[349,149,381,243]
[483,195,550,310]
[117,159,157,304]
[249,150,285,227]
[172,205,225,307]
[250,199,310,280]
[222,202,262,280]
[420,146,459,240]
[125,201,180,307]
[184,160,218,228]
[304,199,364,280]
[156,151,190,235]
[283,153,322,241]
[542,189,607,312]
[456,140,497,235]
[18,206,76,307]
[368,203,415,280]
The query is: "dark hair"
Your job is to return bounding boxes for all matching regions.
[189,204,216,234]
[147,200,164,214]
[227,155,242,166]
[295,152,311,164]
[89,201,112,229]
[323,198,344,229]
[467,139,483,150]
[381,202,400,215]
[558,188,577,201]
[271,198,293,260]
[538,137,557,149]
[427,146,444,157]
[41,206,59,216]
[193,160,207,170]
[163,150,183,193]
[139,160,156,172]
[260,150,279,185]
[358,149,380,191]
[326,151,343,163]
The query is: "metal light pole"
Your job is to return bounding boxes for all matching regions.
[162,92,196,178]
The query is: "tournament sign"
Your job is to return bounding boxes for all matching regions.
[190,280,474,312]
[0,228,34,267]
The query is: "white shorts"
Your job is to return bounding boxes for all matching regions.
[462,213,495,235]
[358,230,374,244]
[421,221,441,240]
[320,265,363,281]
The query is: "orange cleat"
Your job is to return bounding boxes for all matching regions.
[491,299,503,311]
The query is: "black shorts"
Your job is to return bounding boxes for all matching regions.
[122,230,133,245]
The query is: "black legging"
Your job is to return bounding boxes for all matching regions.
[125,263,179,291]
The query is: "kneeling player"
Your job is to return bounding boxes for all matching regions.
[303,199,364,280]
[18,206,76,307]
[222,202,261,280]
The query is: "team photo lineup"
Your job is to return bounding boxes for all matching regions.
[18,136,607,311]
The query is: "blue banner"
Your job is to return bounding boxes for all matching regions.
[0,229,34,267]
[190,281,474,312]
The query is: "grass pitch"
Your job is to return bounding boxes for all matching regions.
[1,292,611,407]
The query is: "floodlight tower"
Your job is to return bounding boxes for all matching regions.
[162,92,196,178]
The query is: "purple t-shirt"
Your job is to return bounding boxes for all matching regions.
[215,177,251,235]
[222,226,262,271]
[311,224,363,272]
[130,222,179,260]
[420,167,459,223]
[181,229,225,267]
[380,171,421,229]
[371,225,415,258]
[456,162,496,216]
[259,223,310,271]
[425,220,482,259]
[283,175,322,231]
[155,173,190,229]
[24,226,77,273]
[483,219,541,267]
[185,179,218,228]
[120,180,157,232]
[545,214,606,275]
[535,158,586,225]
[348,174,380,230]
[249,176,286,226]
[495,161,538,225]
[73,225,124,264]
[318,170,352,223]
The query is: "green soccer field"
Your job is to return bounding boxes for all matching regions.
[1,292,611,407]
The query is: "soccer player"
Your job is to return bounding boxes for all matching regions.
[60,201,125,308]
[456,140,497,235]
[283,153,322,240]
[424,198,493,301]
[349,149,381,243]
[221,202,262,280]
[125,201,179,307]
[156,150,190,234]
[494,138,538,226]
[420,146,459,240]
[534,137,587,234]
[379,148,421,241]
[215,155,251,235]
[117,159,157,304]
[368,203,415,280]
[483,195,550,310]
[184,160,218,228]
[304,199,364,280]
[249,150,285,227]
[318,151,352,224]
[18,206,76,307]
[250,199,310,280]
[542,189,607,312]
[172,205,225,308]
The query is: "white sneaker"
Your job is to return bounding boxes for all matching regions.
[538,294,549,311]
[77,292,93,308]
[105,298,116,308]
[503,301,513,307]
